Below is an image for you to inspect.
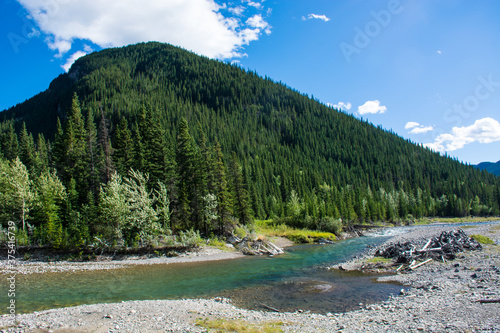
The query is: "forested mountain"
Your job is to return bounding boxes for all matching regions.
[1,42,499,248]
[475,161,500,176]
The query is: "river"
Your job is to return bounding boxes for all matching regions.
[2,229,407,314]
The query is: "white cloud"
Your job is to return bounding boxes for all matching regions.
[437,50,442,55]
[405,121,419,129]
[246,14,271,34]
[330,101,352,111]
[17,0,271,60]
[244,1,263,9]
[62,50,88,72]
[302,14,330,22]
[410,125,434,134]
[424,117,500,153]
[228,6,245,16]
[83,44,94,53]
[405,121,434,134]
[358,100,387,115]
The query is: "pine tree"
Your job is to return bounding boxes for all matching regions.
[132,122,145,172]
[52,118,66,174]
[175,118,202,229]
[0,121,19,160]
[229,153,252,225]
[113,117,134,176]
[213,139,231,234]
[19,122,35,171]
[97,109,114,184]
[143,108,168,184]
[84,108,98,196]
[33,134,49,175]
[59,93,88,205]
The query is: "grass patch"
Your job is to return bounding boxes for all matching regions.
[470,234,495,245]
[365,256,392,264]
[207,238,231,251]
[255,221,336,243]
[428,216,500,224]
[196,318,284,333]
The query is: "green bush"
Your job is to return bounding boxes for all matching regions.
[177,230,203,247]
[318,217,343,235]
[233,226,248,239]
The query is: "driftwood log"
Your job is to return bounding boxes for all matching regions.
[475,299,500,304]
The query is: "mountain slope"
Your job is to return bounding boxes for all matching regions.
[1,42,499,225]
[476,161,500,176]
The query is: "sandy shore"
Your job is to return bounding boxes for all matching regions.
[0,223,498,332]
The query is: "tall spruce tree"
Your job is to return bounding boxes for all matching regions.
[97,109,114,184]
[59,93,89,205]
[213,139,231,234]
[113,117,134,176]
[19,122,35,172]
[175,118,201,229]
[229,153,252,225]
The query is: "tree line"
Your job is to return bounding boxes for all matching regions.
[1,42,499,248]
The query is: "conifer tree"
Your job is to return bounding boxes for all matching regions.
[97,109,114,184]
[113,117,134,176]
[0,121,19,160]
[213,139,231,234]
[142,107,168,184]
[33,134,49,175]
[84,108,98,196]
[175,118,202,229]
[60,93,88,205]
[229,153,252,225]
[132,122,145,172]
[19,122,35,171]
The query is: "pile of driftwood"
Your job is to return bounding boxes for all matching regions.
[375,229,482,269]
[227,235,284,256]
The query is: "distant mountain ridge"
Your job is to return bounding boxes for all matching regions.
[475,160,500,176]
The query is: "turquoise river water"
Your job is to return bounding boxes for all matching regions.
[2,230,407,314]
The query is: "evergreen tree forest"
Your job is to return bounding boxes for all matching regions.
[1,42,499,248]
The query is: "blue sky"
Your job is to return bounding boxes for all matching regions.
[1,0,500,165]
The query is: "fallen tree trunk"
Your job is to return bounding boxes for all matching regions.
[260,303,281,312]
[475,299,500,304]
[409,258,432,270]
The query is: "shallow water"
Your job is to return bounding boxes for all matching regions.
[1,234,403,314]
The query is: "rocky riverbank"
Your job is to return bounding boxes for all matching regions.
[0,223,498,332]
